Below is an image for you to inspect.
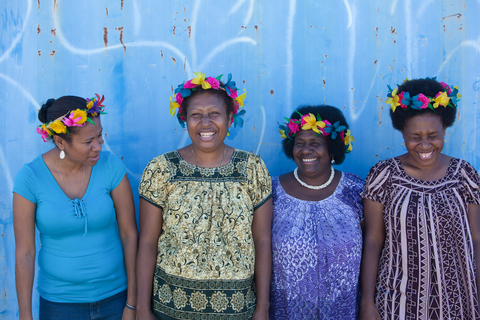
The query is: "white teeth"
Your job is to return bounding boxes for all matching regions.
[302,158,317,162]
[200,132,214,137]
[419,152,433,159]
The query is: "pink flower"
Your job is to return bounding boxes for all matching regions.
[233,102,239,115]
[175,92,183,104]
[287,120,300,134]
[183,80,196,89]
[398,92,408,109]
[228,87,238,99]
[62,112,85,127]
[37,127,49,142]
[180,115,185,121]
[417,93,430,109]
[205,77,220,89]
[439,82,452,94]
[320,120,332,136]
[230,117,234,124]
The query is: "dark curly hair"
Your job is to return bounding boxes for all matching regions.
[282,105,350,165]
[38,95,97,143]
[180,86,235,119]
[389,78,457,131]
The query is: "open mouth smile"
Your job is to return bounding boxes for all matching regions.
[418,151,433,160]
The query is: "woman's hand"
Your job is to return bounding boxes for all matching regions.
[135,308,156,320]
[121,306,136,320]
[359,301,381,320]
[251,306,269,320]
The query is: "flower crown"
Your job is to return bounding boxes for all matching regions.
[37,94,106,142]
[386,77,462,113]
[169,72,246,129]
[278,111,355,153]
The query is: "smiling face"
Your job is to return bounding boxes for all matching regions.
[293,129,331,180]
[186,92,232,153]
[402,113,445,168]
[56,117,104,166]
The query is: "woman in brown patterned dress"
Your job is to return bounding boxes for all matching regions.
[136,73,272,320]
[359,78,480,320]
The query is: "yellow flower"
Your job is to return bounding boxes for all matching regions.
[72,109,88,124]
[190,71,211,89]
[49,120,67,134]
[454,86,462,99]
[301,113,324,134]
[344,129,355,152]
[169,95,180,116]
[86,100,94,110]
[432,91,450,108]
[385,89,401,112]
[279,129,287,139]
[235,89,247,108]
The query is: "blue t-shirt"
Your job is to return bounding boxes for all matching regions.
[13,151,128,303]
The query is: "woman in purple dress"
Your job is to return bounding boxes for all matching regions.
[270,105,364,319]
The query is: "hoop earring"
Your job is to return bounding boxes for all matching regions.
[59,150,65,159]
[331,156,335,165]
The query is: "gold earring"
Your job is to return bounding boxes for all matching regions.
[444,138,447,142]
[402,142,405,146]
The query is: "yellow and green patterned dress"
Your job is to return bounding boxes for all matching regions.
[139,149,272,320]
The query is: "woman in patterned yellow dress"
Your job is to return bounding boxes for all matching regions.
[136,72,273,320]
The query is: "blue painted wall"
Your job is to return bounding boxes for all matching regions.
[1,0,479,318]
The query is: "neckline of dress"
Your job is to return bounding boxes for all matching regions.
[40,153,95,201]
[276,172,344,203]
[173,148,238,169]
[393,156,456,184]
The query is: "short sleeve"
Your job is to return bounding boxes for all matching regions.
[361,160,392,205]
[245,153,272,210]
[13,164,37,204]
[460,161,480,205]
[104,152,127,190]
[342,173,365,221]
[138,155,171,209]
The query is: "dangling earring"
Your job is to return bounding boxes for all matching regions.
[402,142,406,146]
[59,150,65,159]
[331,156,335,165]
[444,138,447,142]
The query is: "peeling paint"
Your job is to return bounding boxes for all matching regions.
[374,60,378,65]
[49,50,55,57]
[37,24,41,34]
[173,26,176,35]
[38,51,41,57]
[243,80,246,84]
[103,27,108,47]
[270,89,274,95]
[322,79,326,88]
[51,29,56,36]
[390,26,396,34]
[171,57,176,63]
[121,0,124,10]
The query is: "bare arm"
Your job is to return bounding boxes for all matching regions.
[359,198,385,320]
[468,203,480,302]
[111,175,138,320]
[251,198,273,320]
[136,199,163,320]
[13,193,37,320]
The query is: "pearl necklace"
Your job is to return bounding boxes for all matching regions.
[293,166,335,190]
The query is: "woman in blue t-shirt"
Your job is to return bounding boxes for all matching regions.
[13,95,138,320]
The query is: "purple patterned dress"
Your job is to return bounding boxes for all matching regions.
[269,172,364,319]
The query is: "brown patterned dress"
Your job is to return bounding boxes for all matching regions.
[362,157,480,320]
[139,149,272,319]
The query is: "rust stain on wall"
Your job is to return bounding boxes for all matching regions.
[171,57,176,64]
[37,24,41,34]
[116,27,126,54]
[38,0,40,10]
[51,29,56,36]
[53,0,57,12]
[106,8,108,17]
[38,51,41,57]
[173,26,176,35]
[50,50,55,57]
[243,80,246,84]
[103,27,108,47]
[390,26,396,34]
[270,89,274,95]
[184,58,187,71]
[374,60,378,65]
[322,79,326,88]
[121,0,124,10]
[161,50,164,59]
[187,26,191,40]
[442,13,461,20]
